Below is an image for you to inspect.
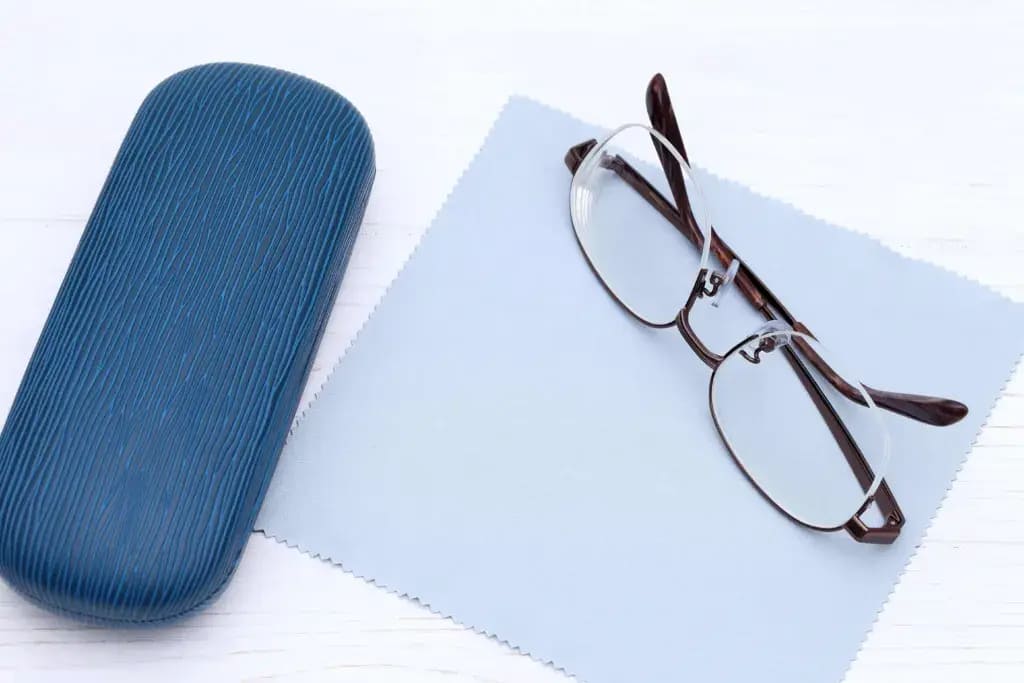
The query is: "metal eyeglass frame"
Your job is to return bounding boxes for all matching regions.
[563,73,969,544]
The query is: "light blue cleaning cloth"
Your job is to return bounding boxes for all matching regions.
[256,99,1024,683]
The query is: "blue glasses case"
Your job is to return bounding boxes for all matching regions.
[0,63,374,623]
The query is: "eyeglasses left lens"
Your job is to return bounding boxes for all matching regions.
[569,125,711,326]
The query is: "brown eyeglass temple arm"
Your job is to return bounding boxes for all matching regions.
[643,74,770,313]
[564,141,968,427]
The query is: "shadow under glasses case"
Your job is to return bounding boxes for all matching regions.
[0,63,374,623]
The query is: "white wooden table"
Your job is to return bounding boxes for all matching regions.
[1,2,1022,680]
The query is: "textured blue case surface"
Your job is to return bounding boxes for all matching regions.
[0,63,374,623]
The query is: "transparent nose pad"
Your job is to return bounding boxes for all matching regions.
[709,258,741,309]
[738,320,793,364]
[752,319,793,337]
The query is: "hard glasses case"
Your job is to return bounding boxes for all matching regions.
[0,63,374,623]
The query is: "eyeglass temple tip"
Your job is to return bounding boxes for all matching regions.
[867,387,968,427]
[565,139,597,174]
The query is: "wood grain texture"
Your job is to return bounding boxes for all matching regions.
[0,63,374,624]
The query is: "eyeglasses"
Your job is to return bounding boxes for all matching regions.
[564,74,968,544]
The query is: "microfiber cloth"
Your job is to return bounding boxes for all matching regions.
[256,98,1024,683]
